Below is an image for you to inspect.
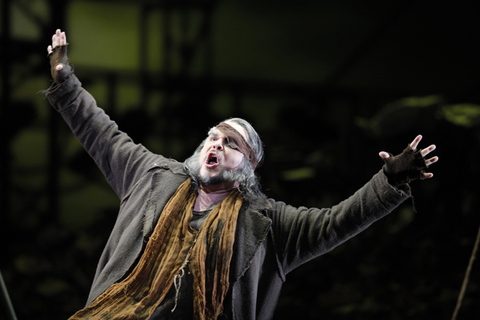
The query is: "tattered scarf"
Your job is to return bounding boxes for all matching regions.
[68,178,243,320]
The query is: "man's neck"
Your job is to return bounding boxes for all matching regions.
[194,183,237,211]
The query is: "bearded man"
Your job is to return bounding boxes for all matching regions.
[44,29,438,320]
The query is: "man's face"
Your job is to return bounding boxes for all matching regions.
[198,121,248,189]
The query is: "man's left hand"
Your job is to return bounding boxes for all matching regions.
[379,135,439,185]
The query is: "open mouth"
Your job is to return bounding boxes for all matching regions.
[205,152,219,167]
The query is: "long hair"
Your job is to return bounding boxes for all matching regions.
[184,118,265,203]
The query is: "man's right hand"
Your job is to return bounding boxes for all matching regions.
[47,29,71,83]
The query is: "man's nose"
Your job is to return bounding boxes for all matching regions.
[212,140,224,150]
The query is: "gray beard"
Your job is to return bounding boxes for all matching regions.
[184,144,263,202]
[198,167,244,186]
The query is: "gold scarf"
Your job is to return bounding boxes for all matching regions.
[68,178,243,320]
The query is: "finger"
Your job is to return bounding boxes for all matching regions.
[379,151,390,159]
[47,45,52,54]
[425,156,439,167]
[52,34,57,48]
[56,64,64,71]
[422,172,434,179]
[410,135,423,150]
[60,31,66,46]
[420,144,436,157]
[53,29,62,48]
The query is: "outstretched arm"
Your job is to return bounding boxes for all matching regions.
[271,135,439,272]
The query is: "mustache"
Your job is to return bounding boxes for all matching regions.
[188,149,247,183]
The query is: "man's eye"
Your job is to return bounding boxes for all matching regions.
[224,138,238,150]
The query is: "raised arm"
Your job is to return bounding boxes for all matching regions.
[43,29,164,199]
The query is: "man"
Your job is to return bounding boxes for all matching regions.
[44,29,438,320]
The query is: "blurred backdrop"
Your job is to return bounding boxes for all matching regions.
[1,0,479,319]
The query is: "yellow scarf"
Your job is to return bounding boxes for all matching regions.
[68,178,243,320]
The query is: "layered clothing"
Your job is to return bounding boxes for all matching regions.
[44,75,411,320]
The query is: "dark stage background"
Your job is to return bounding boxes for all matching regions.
[1,0,479,319]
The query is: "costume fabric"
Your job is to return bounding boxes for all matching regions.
[44,74,412,320]
[67,179,243,320]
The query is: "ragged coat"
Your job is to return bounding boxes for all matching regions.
[44,74,411,320]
